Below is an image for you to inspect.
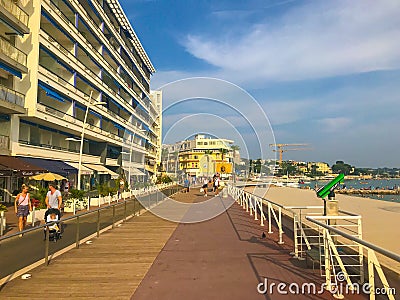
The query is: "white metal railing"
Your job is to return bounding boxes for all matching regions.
[228,185,284,244]
[284,206,324,259]
[307,216,399,300]
[228,185,398,299]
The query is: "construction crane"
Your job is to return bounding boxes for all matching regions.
[269,144,309,164]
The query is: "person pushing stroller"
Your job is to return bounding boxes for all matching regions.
[43,183,63,241]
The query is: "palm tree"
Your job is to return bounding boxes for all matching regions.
[204,150,213,177]
[230,145,240,183]
[220,148,229,162]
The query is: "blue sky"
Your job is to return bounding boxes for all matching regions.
[120,0,400,168]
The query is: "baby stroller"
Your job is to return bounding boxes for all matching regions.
[44,208,62,242]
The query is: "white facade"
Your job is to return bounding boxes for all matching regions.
[0,0,160,191]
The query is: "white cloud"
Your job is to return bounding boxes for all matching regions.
[182,0,400,83]
[317,117,352,132]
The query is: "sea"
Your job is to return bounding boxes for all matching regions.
[303,179,400,203]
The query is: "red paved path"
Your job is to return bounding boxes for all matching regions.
[132,193,367,300]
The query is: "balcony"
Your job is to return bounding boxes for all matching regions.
[0,134,9,150]
[0,84,25,114]
[0,35,27,75]
[0,0,29,35]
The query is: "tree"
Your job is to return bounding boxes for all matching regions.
[332,161,353,175]
[220,148,229,161]
[204,150,213,176]
[253,159,262,174]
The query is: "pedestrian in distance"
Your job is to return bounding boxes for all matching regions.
[14,184,32,236]
[184,178,190,193]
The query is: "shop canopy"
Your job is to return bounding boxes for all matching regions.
[19,157,77,177]
[0,156,46,176]
[65,162,93,175]
[84,164,119,179]
[0,164,12,177]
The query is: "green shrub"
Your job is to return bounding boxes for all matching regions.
[69,189,85,200]
[30,186,48,209]
[0,204,7,212]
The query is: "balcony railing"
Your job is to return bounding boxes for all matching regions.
[0,35,27,66]
[0,134,9,150]
[0,84,25,106]
[0,0,29,27]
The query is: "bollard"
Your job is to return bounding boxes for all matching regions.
[31,207,36,227]
[97,209,100,237]
[222,187,228,198]
[76,216,80,248]
[0,211,4,235]
[124,200,127,221]
[112,205,115,228]
[45,226,50,265]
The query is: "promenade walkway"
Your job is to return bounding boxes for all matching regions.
[0,188,367,299]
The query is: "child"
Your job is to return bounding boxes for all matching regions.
[47,213,59,232]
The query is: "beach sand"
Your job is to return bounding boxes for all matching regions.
[245,186,400,273]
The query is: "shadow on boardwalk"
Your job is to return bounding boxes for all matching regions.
[0,188,368,299]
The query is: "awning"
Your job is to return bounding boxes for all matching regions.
[131,168,145,176]
[0,155,46,176]
[84,164,119,179]
[65,162,93,175]
[0,164,12,177]
[121,166,145,176]
[19,157,77,177]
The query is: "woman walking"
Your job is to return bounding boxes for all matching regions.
[14,184,32,236]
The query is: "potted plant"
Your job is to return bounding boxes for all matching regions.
[28,187,48,224]
[64,189,85,212]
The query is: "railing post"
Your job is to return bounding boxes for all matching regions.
[268,203,272,233]
[324,228,331,291]
[124,200,127,221]
[0,211,4,235]
[293,212,298,258]
[112,205,115,228]
[97,209,100,237]
[73,199,76,215]
[45,226,49,265]
[358,218,364,283]
[254,197,258,220]
[76,215,80,248]
[278,207,284,244]
[31,207,35,227]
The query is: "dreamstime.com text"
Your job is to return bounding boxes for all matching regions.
[256,278,396,296]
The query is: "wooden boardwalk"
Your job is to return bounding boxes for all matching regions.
[0,209,178,299]
[0,188,368,299]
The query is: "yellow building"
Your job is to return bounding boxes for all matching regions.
[307,162,332,174]
[179,135,233,178]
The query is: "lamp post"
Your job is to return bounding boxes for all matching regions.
[66,91,106,190]
[121,130,146,189]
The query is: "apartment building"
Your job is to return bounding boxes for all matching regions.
[161,141,183,176]
[307,162,332,174]
[179,135,233,179]
[0,0,160,196]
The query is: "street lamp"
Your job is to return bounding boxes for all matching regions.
[66,90,106,190]
[122,129,146,189]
